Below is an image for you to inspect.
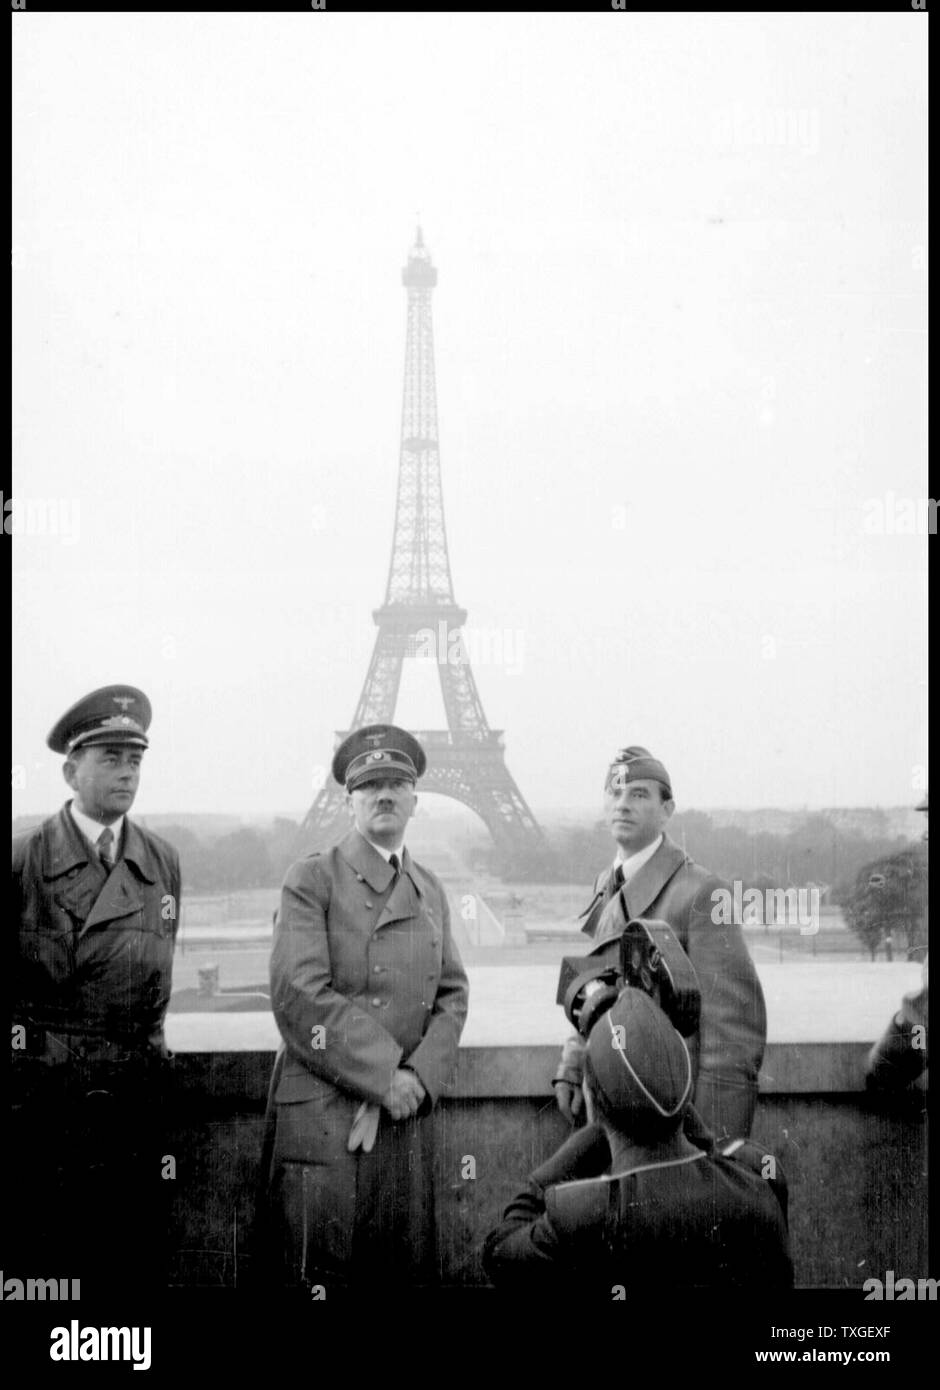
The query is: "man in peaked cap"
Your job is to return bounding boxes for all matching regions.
[483,988,792,1289]
[553,745,766,1144]
[9,685,180,1291]
[264,723,469,1288]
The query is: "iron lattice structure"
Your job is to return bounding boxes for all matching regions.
[300,230,544,858]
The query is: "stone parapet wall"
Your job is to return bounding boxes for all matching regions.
[164,1038,927,1290]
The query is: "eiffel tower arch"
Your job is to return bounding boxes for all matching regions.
[299,230,545,862]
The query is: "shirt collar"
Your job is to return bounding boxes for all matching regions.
[69,800,124,854]
[615,833,663,882]
[362,835,406,864]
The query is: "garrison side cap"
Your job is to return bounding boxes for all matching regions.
[332,723,427,791]
[606,744,672,798]
[587,987,692,1122]
[47,685,152,755]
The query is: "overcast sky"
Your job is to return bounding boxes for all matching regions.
[11,12,928,821]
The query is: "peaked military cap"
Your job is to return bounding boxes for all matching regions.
[587,987,692,1123]
[606,744,672,797]
[333,724,427,791]
[47,685,152,755]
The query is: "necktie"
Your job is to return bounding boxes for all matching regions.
[610,863,625,895]
[98,827,116,871]
[389,852,401,882]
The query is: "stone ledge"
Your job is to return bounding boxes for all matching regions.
[165,962,922,1100]
[166,1040,898,1103]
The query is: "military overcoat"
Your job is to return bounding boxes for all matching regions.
[12,803,180,1076]
[10,802,181,1285]
[265,828,469,1287]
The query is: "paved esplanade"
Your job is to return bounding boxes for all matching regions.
[166,962,923,1052]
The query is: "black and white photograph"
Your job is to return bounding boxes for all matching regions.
[8,2,930,1367]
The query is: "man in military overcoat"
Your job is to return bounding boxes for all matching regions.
[554,746,766,1143]
[265,724,469,1289]
[9,685,180,1290]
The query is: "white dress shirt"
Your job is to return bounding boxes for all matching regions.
[614,832,664,884]
[69,801,124,859]
[363,836,405,864]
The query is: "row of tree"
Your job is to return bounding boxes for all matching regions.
[478,811,928,958]
[152,818,300,892]
[152,809,927,958]
[478,810,918,895]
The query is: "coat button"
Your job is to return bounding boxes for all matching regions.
[356,875,364,882]
[364,900,373,908]
[371,997,382,1007]
[373,965,383,974]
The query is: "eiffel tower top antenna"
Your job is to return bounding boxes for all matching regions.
[299,230,545,862]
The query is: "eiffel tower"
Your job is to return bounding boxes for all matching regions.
[300,229,544,859]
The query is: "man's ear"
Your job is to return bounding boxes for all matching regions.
[62,758,78,792]
[345,791,356,821]
[662,798,676,821]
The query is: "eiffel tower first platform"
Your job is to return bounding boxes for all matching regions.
[299,230,545,861]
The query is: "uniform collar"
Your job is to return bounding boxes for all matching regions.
[587,833,687,916]
[605,834,688,923]
[339,828,419,894]
[42,804,157,883]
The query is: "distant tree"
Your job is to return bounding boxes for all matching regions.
[152,823,215,893]
[208,828,273,891]
[484,836,568,883]
[842,846,928,960]
[545,822,612,883]
[153,823,201,858]
[669,810,714,868]
[266,817,302,881]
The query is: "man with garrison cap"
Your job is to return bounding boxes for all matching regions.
[9,685,180,1289]
[484,988,792,1289]
[264,724,469,1288]
[554,746,766,1143]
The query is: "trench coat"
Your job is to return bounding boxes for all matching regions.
[264,829,469,1288]
[556,835,766,1142]
[10,803,181,1285]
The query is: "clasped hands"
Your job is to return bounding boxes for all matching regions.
[383,1066,426,1120]
[347,1068,426,1153]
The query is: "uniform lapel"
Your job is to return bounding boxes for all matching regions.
[621,836,687,920]
[339,830,421,930]
[43,806,107,929]
[579,865,618,939]
[375,845,421,930]
[81,860,147,936]
[339,829,393,892]
[42,805,94,876]
[585,837,689,948]
[120,819,158,884]
[398,846,422,894]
